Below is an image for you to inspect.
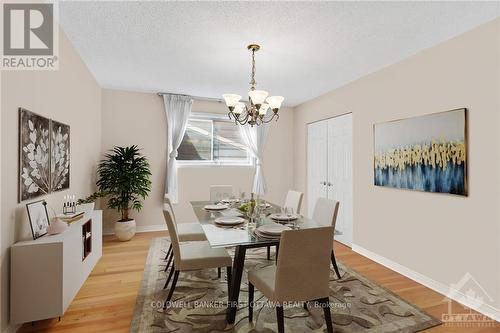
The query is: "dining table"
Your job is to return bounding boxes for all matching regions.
[190,200,332,324]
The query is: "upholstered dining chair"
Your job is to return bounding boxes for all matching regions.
[163,195,206,273]
[312,197,341,279]
[283,190,304,213]
[162,208,232,310]
[248,227,335,333]
[267,190,304,260]
[209,185,234,201]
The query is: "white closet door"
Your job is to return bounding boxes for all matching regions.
[307,120,328,216]
[327,113,353,246]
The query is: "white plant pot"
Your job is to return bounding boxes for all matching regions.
[77,202,95,214]
[114,219,136,241]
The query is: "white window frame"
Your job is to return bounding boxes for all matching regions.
[177,112,254,168]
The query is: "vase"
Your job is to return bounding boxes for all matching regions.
[114,219,136,241]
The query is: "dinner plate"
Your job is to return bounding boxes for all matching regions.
[204,204,229,211]
[257,223,291,236]
[269,213,299,221]
[214,217,246,226]
[254,229,281,239]
[221,198,240,204]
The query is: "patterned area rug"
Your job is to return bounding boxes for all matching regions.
[130,238,440,332]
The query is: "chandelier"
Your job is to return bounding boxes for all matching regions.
[223,44,284,127]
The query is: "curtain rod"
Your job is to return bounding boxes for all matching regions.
[157,92,223,103]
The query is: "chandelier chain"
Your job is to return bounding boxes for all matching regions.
[250,49,256,90]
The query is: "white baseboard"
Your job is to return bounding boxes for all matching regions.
[352,243,500,323]
[103,224,167,235]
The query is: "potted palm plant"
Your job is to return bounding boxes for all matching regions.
[87,146,152,241]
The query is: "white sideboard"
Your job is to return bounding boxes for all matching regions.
[10,210,103,324]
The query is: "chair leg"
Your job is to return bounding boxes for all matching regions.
[163,263,175,289]
[276,304,285,333]
[164,244,172,261]
[303,302,308,310]
[331,249,341,279]
[163,271,180,310]
[318,297,333,333]
[267,246,271,260]
[275,245,279,264]
[226,266,232,295]
[248,282,254,322]
[218,267,221,278]
[164,251,174,272]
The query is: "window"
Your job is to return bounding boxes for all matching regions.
[177,113,251,166]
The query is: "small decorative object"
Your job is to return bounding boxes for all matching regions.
[87,146,152,241]
[46,217,68,235]
[26,199,50,239]
[222,44,284,126]
[63,195,76,215]
[374,108,467,195]
[19,108,51,202]
[50,120,70,192]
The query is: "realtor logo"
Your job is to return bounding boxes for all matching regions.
[1,2,58,70]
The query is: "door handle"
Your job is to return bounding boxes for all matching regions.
[327,182,333,187]
[320,181,327,185]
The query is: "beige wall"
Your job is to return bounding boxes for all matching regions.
[101,89,294,231]
[0,29,102,331]
[294,19,500,311]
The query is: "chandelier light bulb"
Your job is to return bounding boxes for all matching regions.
[259,103,269,115]
[248,90,268,106]
[223,94,241,108]
[266,96,284,110]
[234,102,245,114]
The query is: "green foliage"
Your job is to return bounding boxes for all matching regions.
[77,191,106,205]
[96,146,152,221]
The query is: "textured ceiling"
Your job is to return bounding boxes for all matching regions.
[59,1,499,106]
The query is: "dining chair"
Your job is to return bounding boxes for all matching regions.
[162,208,232,310]
[312,197,341,279]
[283,190,304,213]
[248,227,335,333]
[209,185,233,201]
[266,190,304,260]
[163,194,206,273]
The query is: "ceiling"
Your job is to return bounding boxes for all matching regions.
[59,1,499,106]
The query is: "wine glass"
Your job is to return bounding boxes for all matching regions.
[286,207,294,221]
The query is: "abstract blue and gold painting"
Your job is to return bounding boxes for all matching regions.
[374,109,467,196]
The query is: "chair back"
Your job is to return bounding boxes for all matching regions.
[312,198,340,229]
[164,193,177,222]
[209,185,233,201]
[162,207,181,265]
[283,190,303,214]
[275,226,334,302]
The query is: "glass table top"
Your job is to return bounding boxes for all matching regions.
[190,200,324,248]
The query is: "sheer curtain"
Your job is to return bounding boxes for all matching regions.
[163,94,193,203]
[239,118,271,196]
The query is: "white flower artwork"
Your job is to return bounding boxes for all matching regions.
[19,109,51,201]
[19,108,71,202]
[50,120,70,192]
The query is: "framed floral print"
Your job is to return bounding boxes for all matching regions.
[19,108,51,202]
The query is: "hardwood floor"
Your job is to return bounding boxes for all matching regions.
[19,231,498,332]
